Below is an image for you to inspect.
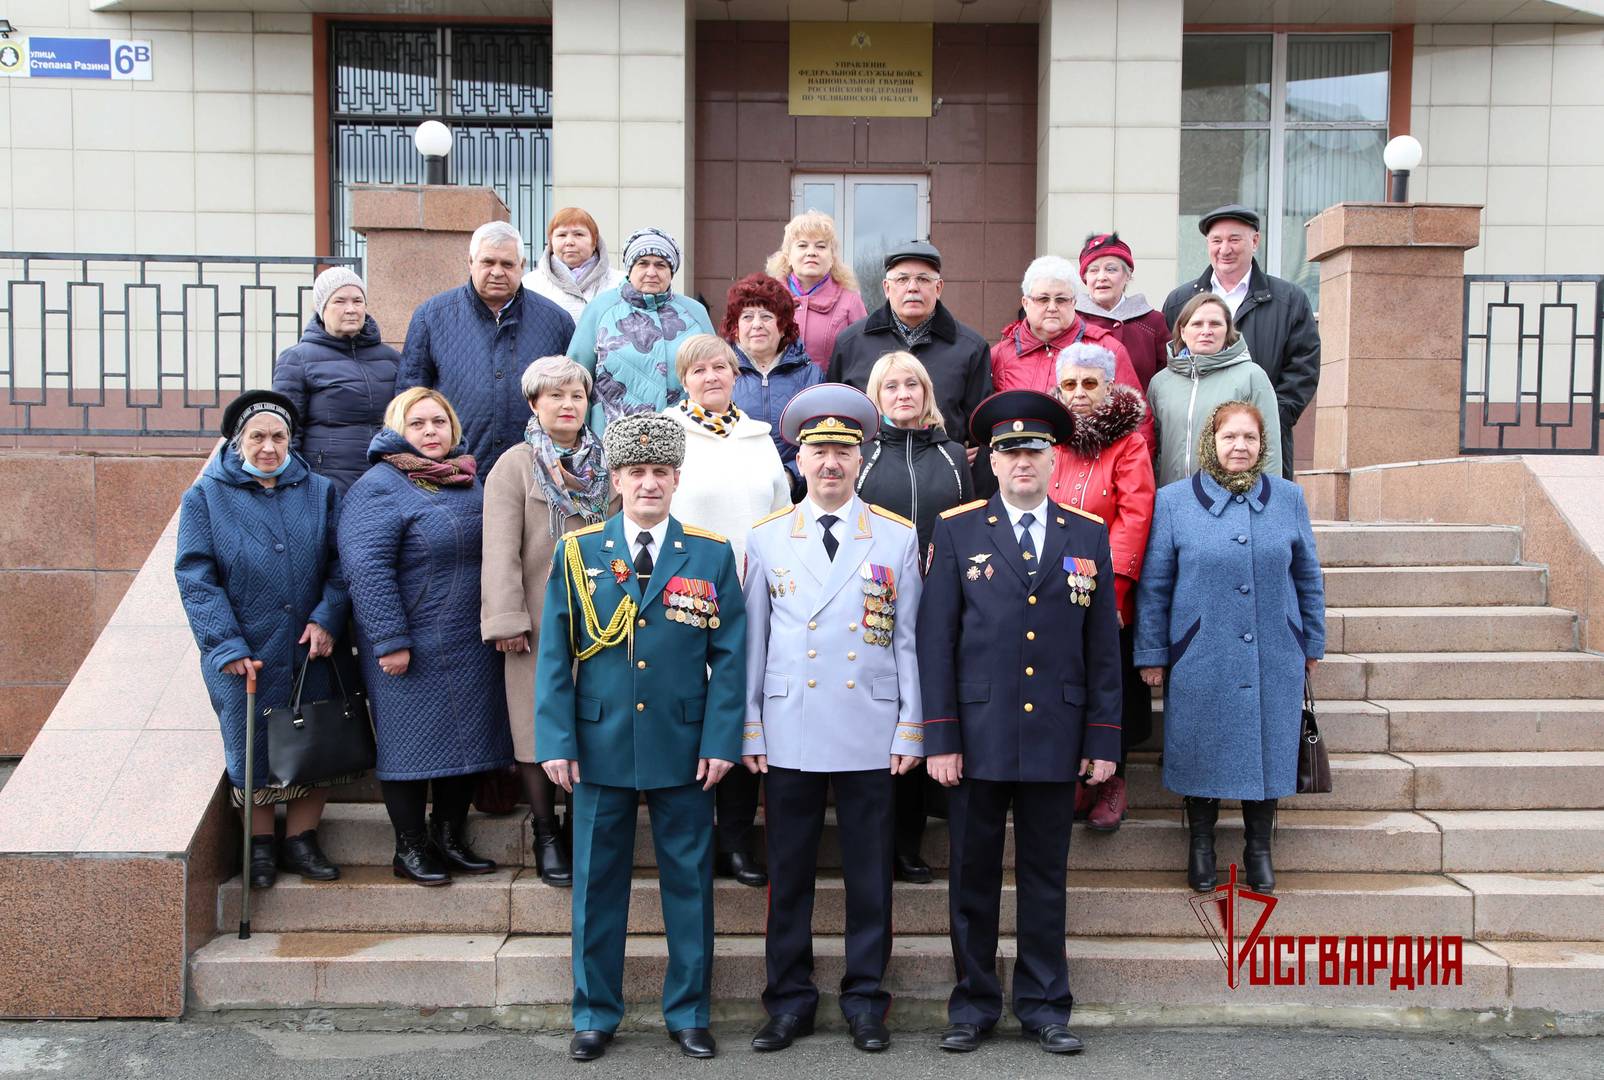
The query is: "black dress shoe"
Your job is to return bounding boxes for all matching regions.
[393,829,451,886]
[1024,1023,1084,1054]
[894,853,933,884]
[532,815,572,887]
[751,1012,814,1051]
[249,834,278,889]
[939,1022,987,1052]
[569,1030,612,1061]
[847,1013,890,1052]
[429,815,497,875]
[714,851,768,888]
[668,1027,716,1058]
[280,829,340,881]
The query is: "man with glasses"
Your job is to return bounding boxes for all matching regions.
[828,241,993,455]
[1161,205,1320,479]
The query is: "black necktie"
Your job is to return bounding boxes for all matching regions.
[634,530,654,581]
[818,514,839,561]
[1018,512,1037,575]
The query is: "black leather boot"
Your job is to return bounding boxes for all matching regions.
[249,834,278,889]
[280,828,340,881]
[393,828,451,886]
[533,815,573,887]
[1241,798,1277,893]
[1184,797,1219,893]
[430,814,497,874]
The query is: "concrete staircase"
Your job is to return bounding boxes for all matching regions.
[188,522,1604,1030]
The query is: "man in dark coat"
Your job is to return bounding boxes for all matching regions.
[918,389,1121,1057]
[399,221,576,473]
[828,241,992,448]
[1161,205,1320,479]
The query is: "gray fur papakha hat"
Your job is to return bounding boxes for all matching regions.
[603,412,685,470]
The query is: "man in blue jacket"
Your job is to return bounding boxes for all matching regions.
[535,412,746,1062]
[918,390,1121,1056]
[398,221,575,472]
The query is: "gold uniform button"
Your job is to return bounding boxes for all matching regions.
[807,679,817,688]
[636,702,645,712]
[847,651,857,661]
[846,680,855,689]
[1025,666,1035,676]
[1026,630,1036,641]
[809,621,818,630]
[1028,596,1038,605]
[637,660,647,669]
[849,622,858,631]
[808,649,817,658]
[637,618,647,628]
[1024,703,1034,713]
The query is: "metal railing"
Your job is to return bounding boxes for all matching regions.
[1460,275,1603,455]
[0,251,359,439]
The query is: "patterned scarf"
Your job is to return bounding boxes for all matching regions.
[524,417,611,537]
[891,311,934,350]
[1197,404,1269,495]
[383,451,477,493]
[679,397,743,437]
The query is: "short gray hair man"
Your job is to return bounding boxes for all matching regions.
[470,220,526,262]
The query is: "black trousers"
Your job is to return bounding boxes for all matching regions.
[762,766,894,1021]
[1117,621,1154,776]
[894,770,948,856]
[715,766,761,854]
[946,778,1075,1030]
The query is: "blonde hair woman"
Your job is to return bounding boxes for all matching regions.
[340,387,514,886]
[766,210,867,371]
[854,351,973,884]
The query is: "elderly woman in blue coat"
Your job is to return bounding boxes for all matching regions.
[176,390,350,890]
[1134,401,1325,895]
[340,387,516,885]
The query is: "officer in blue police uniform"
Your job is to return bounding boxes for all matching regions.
[741,384,926,1054]
[535,412,746,1062]
[918,389,1122,1056]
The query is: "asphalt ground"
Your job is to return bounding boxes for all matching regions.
[1,1021,1601,1080]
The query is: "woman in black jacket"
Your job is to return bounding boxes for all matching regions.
[273,267,402,494]
[855,350,973,882]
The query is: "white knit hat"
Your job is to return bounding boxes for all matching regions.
[312,266,366,320]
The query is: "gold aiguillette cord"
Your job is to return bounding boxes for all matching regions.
[563,537,636,662]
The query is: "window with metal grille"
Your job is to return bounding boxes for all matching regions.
[328,22,553,265]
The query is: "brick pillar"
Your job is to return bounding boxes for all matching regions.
[350,186,511,349]
[1304,202,1483,472]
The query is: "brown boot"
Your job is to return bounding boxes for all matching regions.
[1086,775,1128,832]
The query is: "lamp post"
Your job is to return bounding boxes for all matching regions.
[1383,135,1423,203]
[414,120,452,186]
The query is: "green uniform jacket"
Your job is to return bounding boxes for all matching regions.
[534,513,746,789]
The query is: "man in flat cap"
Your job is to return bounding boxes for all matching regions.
[1162,205,1319,479]
[918,389,1121,1056]
[742,383,925,1055]
[828,240,993,450]
[535,412,746,1062]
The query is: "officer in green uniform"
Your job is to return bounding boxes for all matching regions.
[535,412,746,1062]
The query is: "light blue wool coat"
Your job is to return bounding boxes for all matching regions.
[565,283,715,435]
[1134,470,1326,800]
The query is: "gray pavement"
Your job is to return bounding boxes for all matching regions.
[1,1022,1601,1080]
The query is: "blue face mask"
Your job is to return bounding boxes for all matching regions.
[241,455,291,479]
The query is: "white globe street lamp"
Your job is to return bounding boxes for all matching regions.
[414,120,452,186]
[1383,135,1424,203]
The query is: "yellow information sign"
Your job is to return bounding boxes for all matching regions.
[789,22,933,118]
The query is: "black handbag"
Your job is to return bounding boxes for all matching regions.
[1297,679,1332,794]
[264,653,376,786]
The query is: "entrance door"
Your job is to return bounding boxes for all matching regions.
[792,174,931,313]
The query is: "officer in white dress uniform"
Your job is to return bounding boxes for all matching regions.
[741,383,925,1054]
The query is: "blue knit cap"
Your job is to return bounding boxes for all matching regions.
[623,227,681,274]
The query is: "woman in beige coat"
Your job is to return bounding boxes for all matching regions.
[481,355,617,886]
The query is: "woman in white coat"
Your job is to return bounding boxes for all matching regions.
[520,207,624,323]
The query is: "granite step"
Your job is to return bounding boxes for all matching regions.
[1426,812,1604,873]
[1125,753,1416,811]
[1446,873,1604,941]
[1328,606,1576,653]
[1380,700,1604,753]
[1321,565,1545,608]
[218,866,515,934]
[1148,699,1390,753]
[1345,652,1604,700]
[1312,524,1522,568]
[1399,752,1604,810]
[191,932,1574,1017]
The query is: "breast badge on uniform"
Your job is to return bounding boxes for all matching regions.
[861,563,897,647]
[584,566,603,595]
[769,567,795,600]
[966,553,991,581]
[1065,556,1098,606]
[609,558,631,584]
[664,576,720,628]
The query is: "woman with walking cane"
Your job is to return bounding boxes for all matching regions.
[176,390,355,897]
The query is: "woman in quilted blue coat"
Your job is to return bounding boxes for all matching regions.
[1135,401,1325,897]
[340,387,515,885]
[175,390,350,890]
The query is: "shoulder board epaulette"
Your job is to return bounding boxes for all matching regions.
[562,522,606,541]
[681,524,728,543]
[940,499,987,520]
[751,507,793,529]
[868,504,914,529]
[1056,502,1105,525]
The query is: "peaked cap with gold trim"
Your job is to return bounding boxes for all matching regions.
[778,382,879,448]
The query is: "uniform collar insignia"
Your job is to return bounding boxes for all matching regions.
[968,553,991,563]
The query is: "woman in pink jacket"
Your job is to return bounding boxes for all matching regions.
[766,210,867,371]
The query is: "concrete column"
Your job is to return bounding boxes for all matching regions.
[1305,202,1484,472]
[349,186,510,349]
[551,0,695,285]
[1037,0,1182,293]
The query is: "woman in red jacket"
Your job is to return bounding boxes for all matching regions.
[1075,233,1170,393]
[1049,341,1157,832]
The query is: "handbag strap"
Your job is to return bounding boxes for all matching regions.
[288,649,352,716]
[1303,677,1316,713]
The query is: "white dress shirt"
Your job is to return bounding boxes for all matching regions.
[1209,271,1251,317]
[1002,496,1049,561]
[807,497,850,551]
[623,514,669,569]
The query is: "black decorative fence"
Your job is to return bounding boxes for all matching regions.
[0,252,358,444]
[1461,275,1604,455]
